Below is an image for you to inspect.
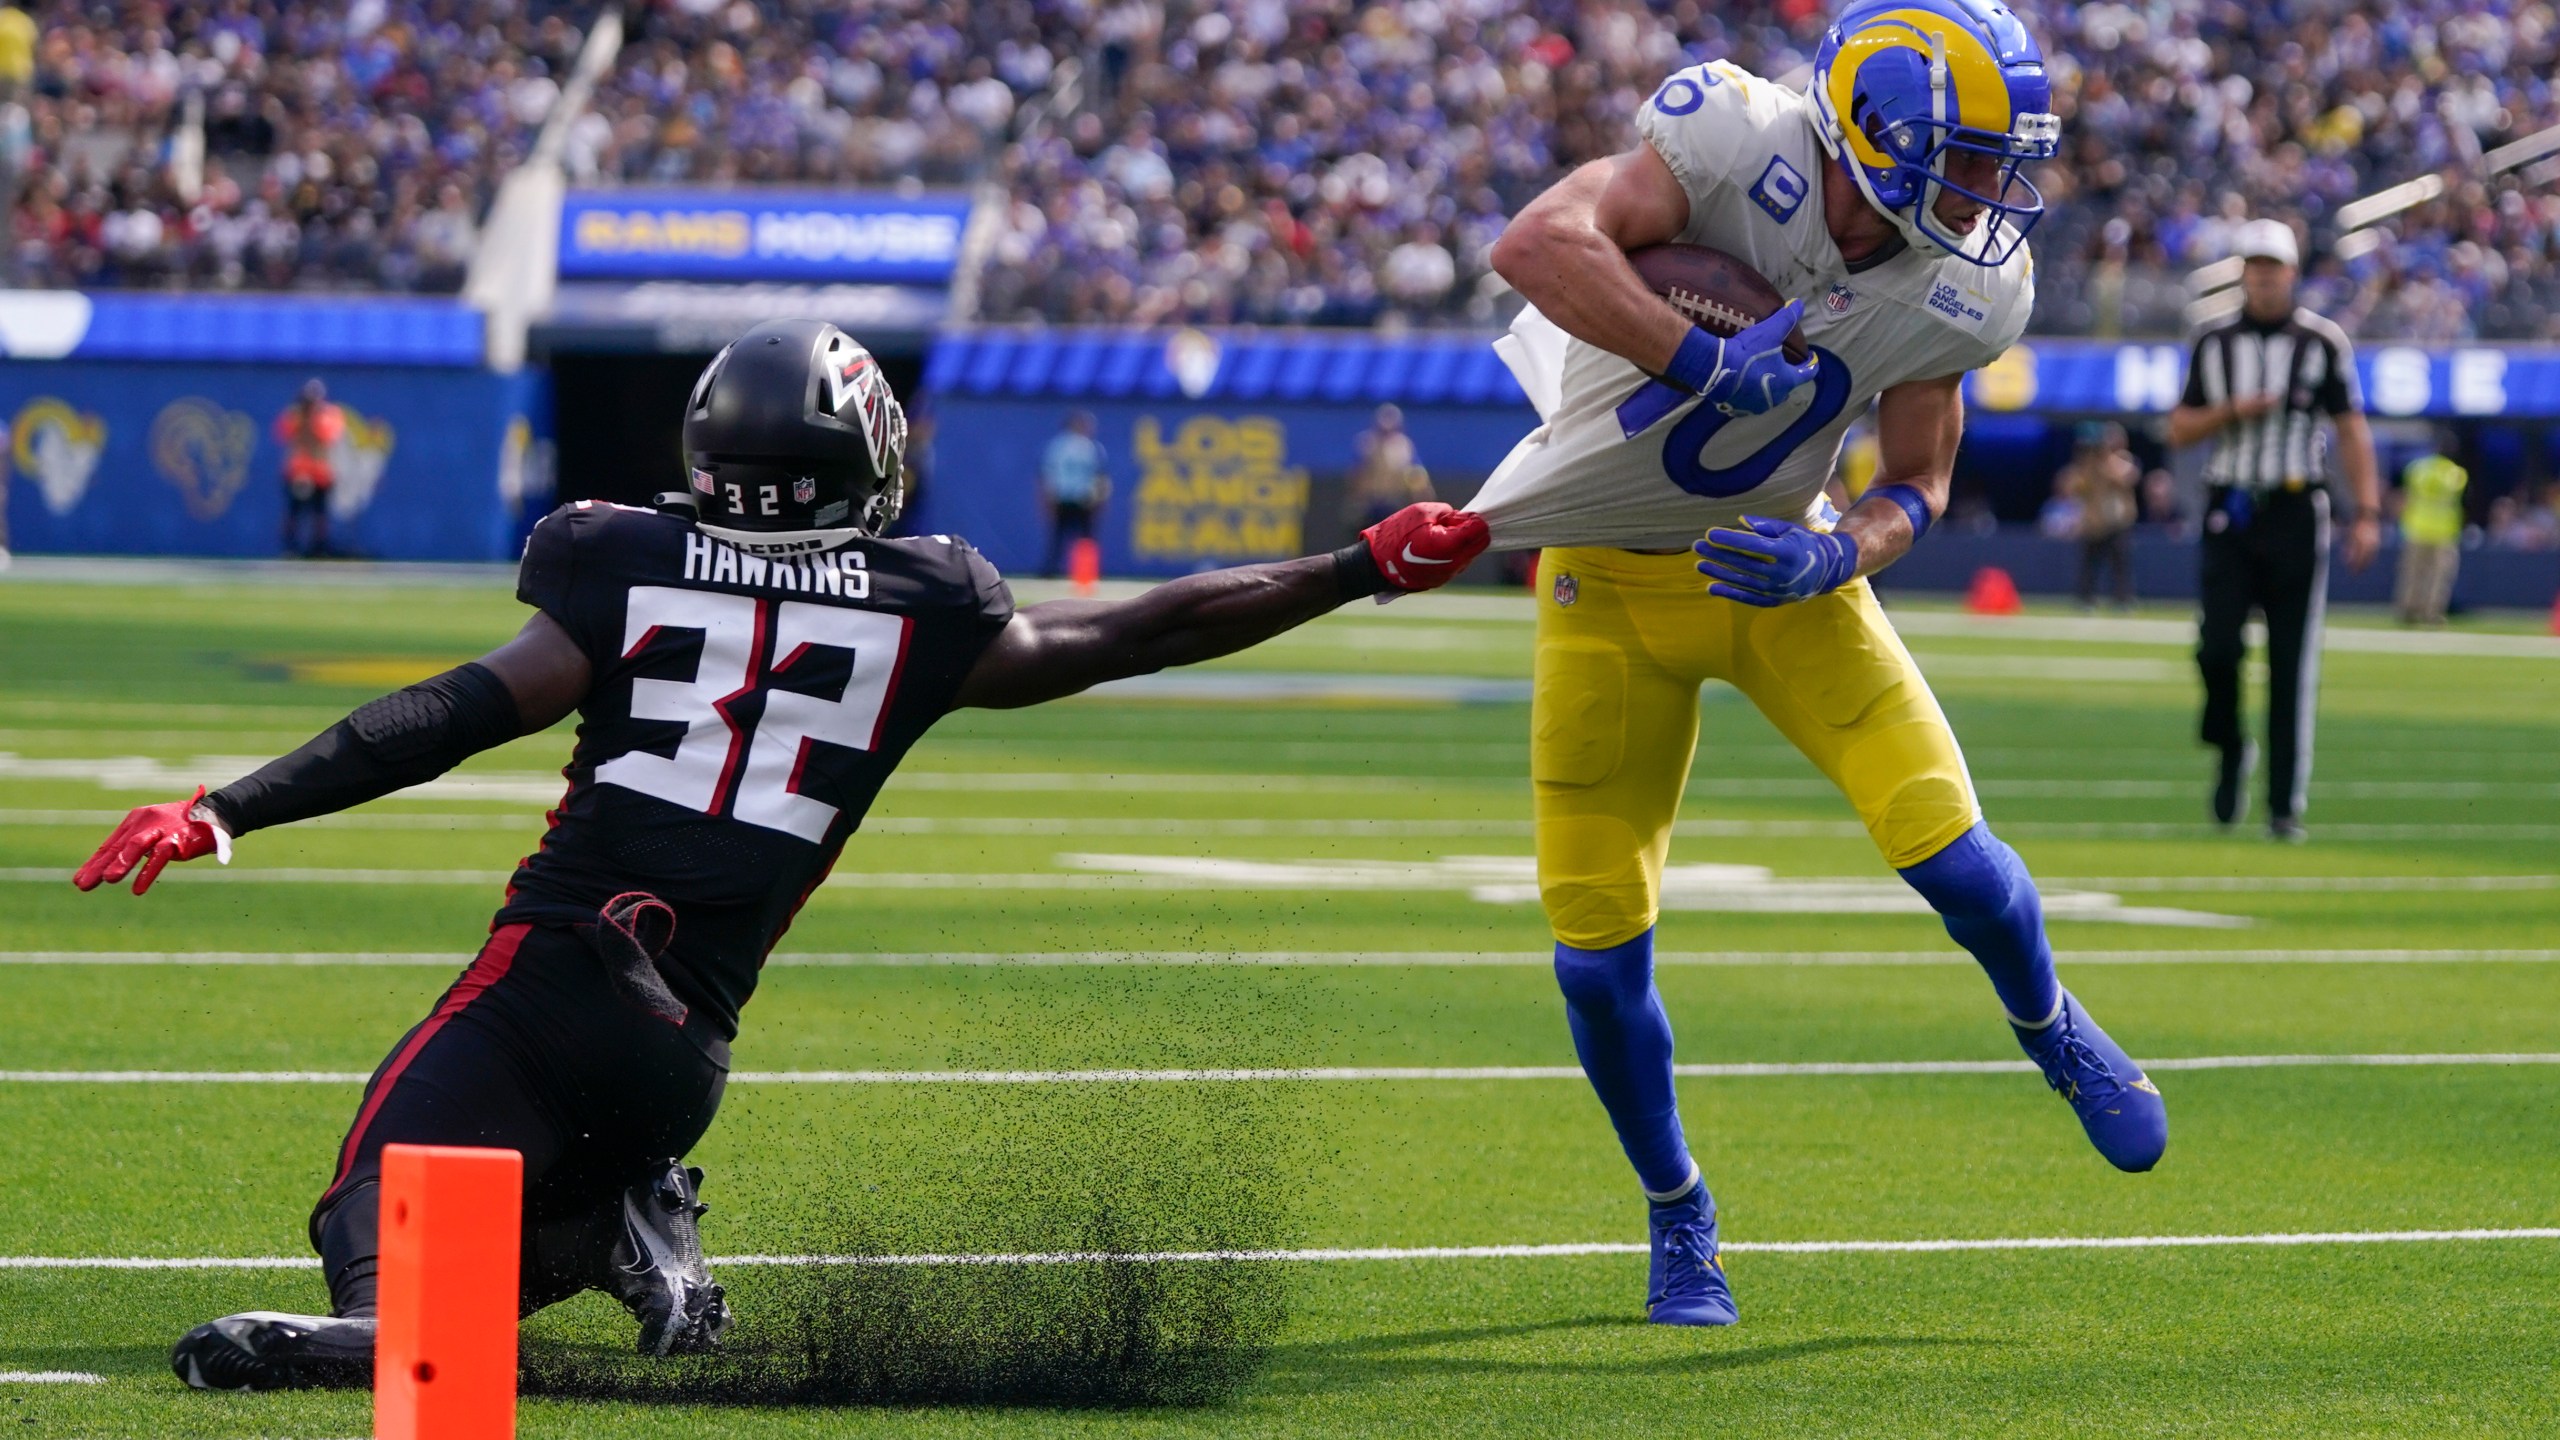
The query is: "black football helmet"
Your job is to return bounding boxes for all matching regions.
[681,319,907,555]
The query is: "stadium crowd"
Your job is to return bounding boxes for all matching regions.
[8,0,2560,339]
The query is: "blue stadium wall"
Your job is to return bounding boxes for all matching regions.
[921,329,2560,608]
[0,294,550,561]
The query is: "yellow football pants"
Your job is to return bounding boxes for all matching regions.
[1533,546,1982,950]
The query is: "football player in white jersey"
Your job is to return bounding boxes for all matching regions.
[1470,0,2167,1327]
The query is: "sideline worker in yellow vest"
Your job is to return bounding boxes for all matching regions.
[2394,442,2467,628]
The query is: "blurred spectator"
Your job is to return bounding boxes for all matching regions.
[2060,421,2139,609]
[1037,409,1106,578]
[275,378,343,558]
[2486,485,2560,551]
[2393,433,2466,627]
[977,0,1709,328]
[1344,404,1431,530]
[0,4,32,100]
[2139,467,2182,535]
[18,0,2560,338]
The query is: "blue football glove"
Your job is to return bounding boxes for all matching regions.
[1616,301,1820,436]
[1694,515,1860,608]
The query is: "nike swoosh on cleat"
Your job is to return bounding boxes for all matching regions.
[1399,544,1456,566]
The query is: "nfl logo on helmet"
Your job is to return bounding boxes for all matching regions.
[793,477,817,504]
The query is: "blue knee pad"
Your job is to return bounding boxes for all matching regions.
[1897,822,2063,1026]
[1554,928,1695,1197]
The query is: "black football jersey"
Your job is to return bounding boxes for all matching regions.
[494,501,1014,1034]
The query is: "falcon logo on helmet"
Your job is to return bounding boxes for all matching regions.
[818,334,905,481]
[1810,0,2060,268]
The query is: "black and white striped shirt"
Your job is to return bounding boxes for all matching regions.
[2179,309,2362,491]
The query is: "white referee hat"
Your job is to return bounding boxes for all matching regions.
[2233,218,2300,267]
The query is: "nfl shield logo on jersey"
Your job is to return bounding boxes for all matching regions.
[1826,284,1856,315]
[793,477,817,504]
[1553,571,1578,607]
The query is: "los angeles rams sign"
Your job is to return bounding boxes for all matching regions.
[558,190,974,284]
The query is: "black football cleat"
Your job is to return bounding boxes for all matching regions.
[2211,741,2255,827]
[611,1160,731,1357]
[171,1311,374,1391]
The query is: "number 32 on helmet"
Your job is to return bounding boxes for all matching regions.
[1810,0,2061,268]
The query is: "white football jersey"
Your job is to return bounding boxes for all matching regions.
[1465,60,2036,551]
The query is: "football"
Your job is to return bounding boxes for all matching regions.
[1626,243,1812,363]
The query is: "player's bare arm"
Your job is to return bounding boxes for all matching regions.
[1492,146,1814,419]
[2335,410,2383,570]
[71,612,593,894]
[957,503,1488,710]
[1490,150,1692,373]
[1834,373,1964,575]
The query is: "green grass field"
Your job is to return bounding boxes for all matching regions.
[3,563,2557,1438]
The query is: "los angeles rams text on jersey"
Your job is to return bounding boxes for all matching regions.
[1465,60,2036,551]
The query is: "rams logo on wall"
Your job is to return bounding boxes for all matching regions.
[326,406,398,523]
[149,398,257,522]
[9,397,106,515]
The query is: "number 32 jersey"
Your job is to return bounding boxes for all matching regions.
[1464,61,2035,551]
[495,500,1014,1034]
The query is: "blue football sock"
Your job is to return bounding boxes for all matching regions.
[1897,822,2063,1027]
[1553,928,1697,1197]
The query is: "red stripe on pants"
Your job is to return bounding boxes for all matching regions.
[324,923,529,1195]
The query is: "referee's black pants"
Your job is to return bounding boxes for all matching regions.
[2197,486,2329,821]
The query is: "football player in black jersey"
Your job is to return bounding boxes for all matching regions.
[72,319,1491,1391]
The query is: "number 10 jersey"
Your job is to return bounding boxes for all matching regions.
[1464,60,2036,552]
[496,500,1015,1034]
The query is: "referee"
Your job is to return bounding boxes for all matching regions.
[2167,219,2381,841]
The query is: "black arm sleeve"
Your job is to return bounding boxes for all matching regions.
[199,662,523,835]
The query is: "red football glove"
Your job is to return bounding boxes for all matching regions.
[1363,502,1491,592]
[72,786,227,896]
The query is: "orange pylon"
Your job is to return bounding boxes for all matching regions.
[1966,566,2023,615]
[376,1144,522,1440]
[1068,537,1102,595]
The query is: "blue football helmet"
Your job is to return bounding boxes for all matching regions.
[1809,0,2060,267]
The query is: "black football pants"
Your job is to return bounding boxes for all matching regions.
[2197,486,2329,822]
[308,923,730,1318]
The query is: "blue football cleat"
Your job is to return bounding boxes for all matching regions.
[1646,1182,1738,1326]
[2015,989,2168,1172]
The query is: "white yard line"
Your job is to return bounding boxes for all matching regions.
[4,948,2555,968]
[5,1054,2553,1085]
[19,814,2560,841]
[1885,609,2560,657]
[0,809,536,830]
[3,864,2553,901]
[0,1371,104,1383]
[4,1227,2555,1273]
